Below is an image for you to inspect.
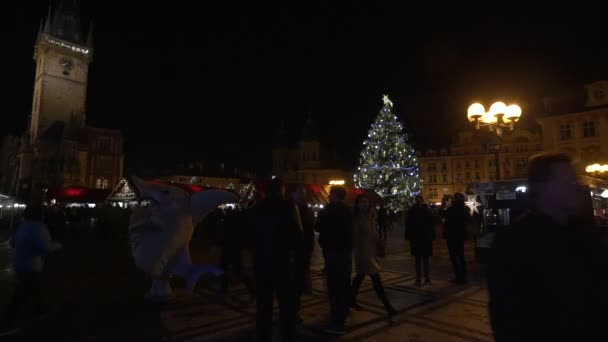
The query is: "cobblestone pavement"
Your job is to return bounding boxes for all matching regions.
[0,223,493,341]
[165,223,494,342]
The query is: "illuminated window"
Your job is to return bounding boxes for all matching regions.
[95,178,101,189]
[430,175,437,183]
[102,179,109,189]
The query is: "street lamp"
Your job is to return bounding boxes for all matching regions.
[467,102,522,137]
[467,102,523,181]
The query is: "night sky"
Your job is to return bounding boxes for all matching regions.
[6,1,608,175]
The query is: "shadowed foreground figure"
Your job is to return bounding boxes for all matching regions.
[250,178,303,341]
[488,153,608,341]
[315,186,353,336]
[128,176,238,301]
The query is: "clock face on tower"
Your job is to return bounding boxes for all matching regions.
[59,57,75,75]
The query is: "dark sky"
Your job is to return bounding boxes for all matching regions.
[5,1,608,175]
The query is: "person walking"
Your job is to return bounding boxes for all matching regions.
[405,195,435,286]
[250,178,303,341]
[350,195,397,320]
[0,204,63,336]
[315,186,353,336]
[443,192,469,284]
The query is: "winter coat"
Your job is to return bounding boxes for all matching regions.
[353,213,381,275]
[488,210,608,341]
[405,204,435,256]
[10,219,61,273]
[250,198,303,273]
[443,203,470,241]
[315,202,353,253]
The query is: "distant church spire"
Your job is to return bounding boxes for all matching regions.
[301,112,317,140]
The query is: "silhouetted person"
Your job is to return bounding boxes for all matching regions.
[219,207,255,302]
[488,153,608,341]
[315,186,353,335]
[443,192,469,284]
[406,195,435,286]
[250,178,303,341]
[292,186,315,323]
[0,204,62,336]
[350,195,396,320]
[44,204,66,242]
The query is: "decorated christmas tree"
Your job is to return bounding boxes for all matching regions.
[353,95,422,211]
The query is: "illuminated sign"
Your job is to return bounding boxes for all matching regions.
[329,180,345,185]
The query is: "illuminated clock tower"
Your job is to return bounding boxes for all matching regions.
[30,1,93,142]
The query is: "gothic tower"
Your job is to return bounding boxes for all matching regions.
[30,0,93,143]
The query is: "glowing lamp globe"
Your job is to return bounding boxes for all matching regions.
[489,102,507,115]
[505,104,522,121]
[467,103,485,122]
[482,111,498,124]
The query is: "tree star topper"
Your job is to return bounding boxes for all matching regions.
[383,94,393,108]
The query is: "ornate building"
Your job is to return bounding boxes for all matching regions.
[419,129,542,204]
[272,117,351,186]
[537,81,608,172]
[0,1,123,201]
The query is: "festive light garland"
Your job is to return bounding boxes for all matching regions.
[353,95,422,212]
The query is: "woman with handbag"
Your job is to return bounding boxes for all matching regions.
[350,195,397,320]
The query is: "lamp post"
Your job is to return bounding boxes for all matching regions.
[467,102,522,181]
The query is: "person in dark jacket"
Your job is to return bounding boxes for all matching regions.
[292,186,315,323]
[250,178,303,342]
[405,195,435,286]
[314,186,353,336]
[488,153,608,341]
[0,204,62,336]
[443,192,470,284]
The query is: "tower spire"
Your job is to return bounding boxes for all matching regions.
[43,5,52,34]
[86,21,94,48]
[51,0,82,44]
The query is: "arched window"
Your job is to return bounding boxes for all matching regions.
[102,179,109,189]
[95,178,102,189]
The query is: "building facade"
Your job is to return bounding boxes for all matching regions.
[419,129,542,204]
[537,81,608,173]
[0,1,124,200]
[272,118,352,186]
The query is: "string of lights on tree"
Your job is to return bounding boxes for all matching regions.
[353,95,422,211]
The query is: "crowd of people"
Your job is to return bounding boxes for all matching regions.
[3,152,608,340]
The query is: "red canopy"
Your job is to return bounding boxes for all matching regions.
[51,187,111,203]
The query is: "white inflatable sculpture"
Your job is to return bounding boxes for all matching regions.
[128,176,238,301]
